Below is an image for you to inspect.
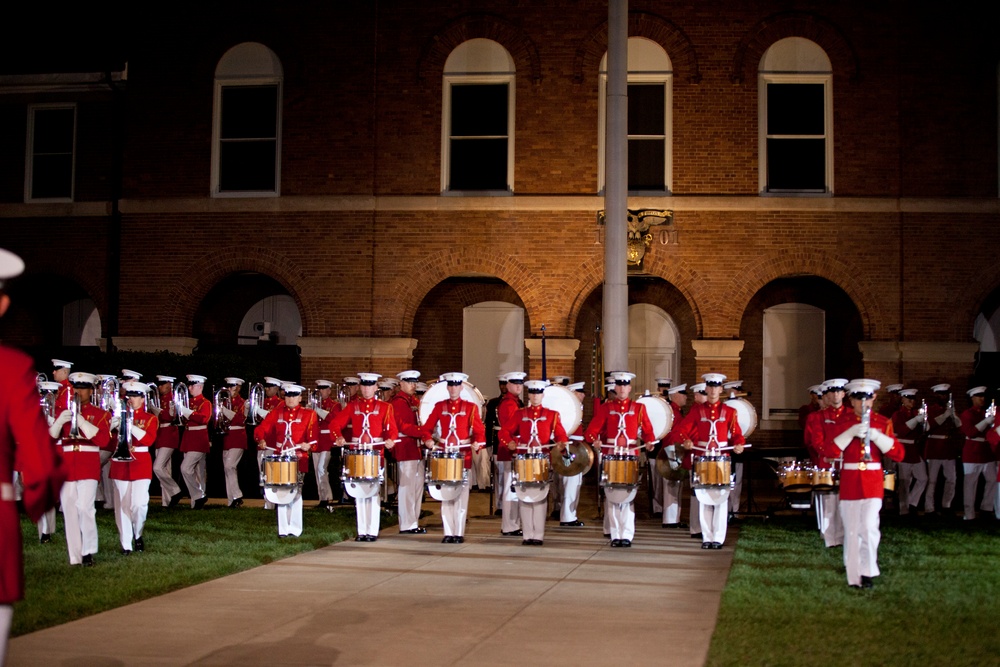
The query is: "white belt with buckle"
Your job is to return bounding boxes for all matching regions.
[187,425,208,431]
[159,423,175,429]
[928,435,948,439]
[842,462,881,471]
[133,446,149,452]
[62,444,99,453]
[228,426,245,430]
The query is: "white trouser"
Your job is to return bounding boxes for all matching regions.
[441,480,471,537]
[311,450,332,502]
[472,448,491,489]
[114,479,150,550]
[924,459,956,511]
[221,449,244,501]
[180,452,207,505]
[963,461,998,519]
[699,491,729,544]
[662,479,682,524]
[840,497,882,586]
[258,450,274,509]
[520,499,547,542]
[356,492,381,537]
[277,492,304,536]
[61,479,98,565]
[0,604,12,667]
[397,460,424,531]
[897,461,928,513]
[649,459,664,514]
[560,473,583,522]
[549,469,563,513]
[606,499,635,541]
[689,491,701,535]
[498,461,520,533]
[814,491,843,547]
[98,449,114,504]
[37,507,57,538]
[153,447,181,505]
[729,462,744,513]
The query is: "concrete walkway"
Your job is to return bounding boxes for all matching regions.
[9,491,736,666]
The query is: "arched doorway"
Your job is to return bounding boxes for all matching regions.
[0,273,102,361]
[973,285,1000,387]
[628,303,680,394]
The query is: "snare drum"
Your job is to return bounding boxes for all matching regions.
[262,454,300,487]
[778,462,813,491]
[600,454,639,487]
[427,450,465,484]
[883,470,896,493]
[811,466,839,493]
[513,452,550,485]
[691,455,732,489]
[343,449,380,481]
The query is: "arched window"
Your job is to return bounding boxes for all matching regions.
[212,42,283,197]
[627,303,680,392]
[442,39,515,193]
[599,38,673,194]
[758,37,833,194]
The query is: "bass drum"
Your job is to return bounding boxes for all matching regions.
[724,397,758,438]
[419,379,486,426]
[541,384,583,435]
[635,394,674,441]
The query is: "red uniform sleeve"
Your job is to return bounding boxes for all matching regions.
[381,403,399,441]
[188,397,212,426]
[135,413,159,447]
[552,411,569,443]
[469,404,486,445]
[255,408,279,443]
[638,404,657,444]
[498,408,521,448]
[583,403,607,444]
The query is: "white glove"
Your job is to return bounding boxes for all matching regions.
[76,415,99,440]
[109,415,121,431]
[46,415,55,427]
[935,412,949,426]
[49,410,71,438]
[905,415,924,430]
[976,417,993,432]
[169,404,176,417]
[221,406,236,421]
[179,405,194,419]
[952,414,962,427]
[149,405,161,416]
[870,429,895,453]
[255,407,269,420]
[129,424,148,441]
[314,407,329,420]
[833,423,861,450]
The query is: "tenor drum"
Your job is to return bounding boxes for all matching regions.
[777,462,813,491]
[418,379,486,425]
[636,394,674,441]
[600,454,639,504]
[261,454,302,505]
[513,452,551,503]
[811,466,839,493]
[542,384,583,435]
[724,397,758,438]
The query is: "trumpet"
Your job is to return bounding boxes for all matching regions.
[111,397,136,462]
[173,382,190,425]
[213,387,232,435]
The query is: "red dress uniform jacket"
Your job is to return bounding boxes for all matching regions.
[891,406,924,464]
[498,405,568,454]
[798,402,820,430]
[670,400,744,469]
[960,406,994,464]
[421,399,486,469]
[924,401,958,460]
[56,378,72,411]
[495,393,522,462]
[314,397,341,454]
[110,409,158,481]
[222,394,248,450]
[803,404,850,468]
[257,395,283,449]
[330,398,398,465]
[390,392,424,462]
[57,402,112,481]
[2,347,65,604]
[985,414,1000,481]
[155,393,179,449]
[255,404,319,473]
[825,411,904,500]
[585,398,657,455]
[180,393,212,454]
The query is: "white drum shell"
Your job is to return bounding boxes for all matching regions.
[419,380,486,427]
[541,385,583,435]
[427,480,465,502]
[264,485,301,506]
[724,397,758,438]
[514,483,550,504]
[604,486,638,504]
[635,394,674,440]
[344,479,381,499]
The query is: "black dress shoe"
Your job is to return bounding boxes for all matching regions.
[368,535,378,542]
[861,576,874,589]
[40,533,51,544]
[712,542,723,550]
[355,535,366,542]
[533,540,543,546]
[611,539,623,547]
[456,536,465,543]
[701,542,712,549]
[134,537,144,552]
[442,536,455,544]
[121,549,132,556]
[401,527,427,534]
[493,509,502,516]
[690,532,703,539]
[501,530,523,537]
[193,496,207,510]
[560,520,585,527]
[621,539,631,547]
[232,498,244,508]
[82,554,94,566]
[168,494,182,508]
[316,500,329,509]
[522,539,531,546]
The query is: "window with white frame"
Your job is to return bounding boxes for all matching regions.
[26,104,76,202]
[599,38,673,193]
[212,42,283,197]
[759,37,833,194]
[442,39,515,193]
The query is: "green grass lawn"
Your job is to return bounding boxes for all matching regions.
[14,503,393,637]
[708,512,1000,667]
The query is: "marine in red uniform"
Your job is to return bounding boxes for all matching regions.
[495,371,525,536]
[499,380,569,545]
[220,377,248,508]
[311,379,341,511]
[671,373,744,550]
[891,388,928,516]
[178,374,212,509]
[798,384,823,430]
[255,383,318,537]
[803,378,849,547]
[659,383,688,528]
[109,381,159,554]
[0,248,65,661]
[557,381,588,527]
[878,384,903,419]
[585,371,657,547]
[959,385,996,521]
[390,370,427,533]
[923,383,961,514]
[421,372,486,543]
[151,375,183,507]
[330,373,398,541]
[49,372,111,566]
[825,379,904,589]
[51,359,73,411]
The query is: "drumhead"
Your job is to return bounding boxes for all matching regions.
[636,394,674,440]
[542,385,583,435]
[427,481,465,502]
[419,380,486,425]
[724,397,758,438]
[514,483,550,504]
[344,479,381,499]
[264,485,300,505]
